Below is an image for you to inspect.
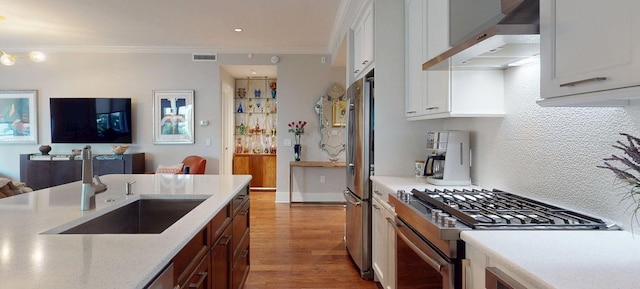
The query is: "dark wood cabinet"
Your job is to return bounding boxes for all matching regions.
[164,185,249,289]
[20,153,145,190]
[211,225,231,289]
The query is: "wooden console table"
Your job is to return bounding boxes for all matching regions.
[289,161,346,206]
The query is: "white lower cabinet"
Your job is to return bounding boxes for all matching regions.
[464,243,535,289]
[372,187,396,289]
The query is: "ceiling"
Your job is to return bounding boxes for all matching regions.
[0,0,344,55]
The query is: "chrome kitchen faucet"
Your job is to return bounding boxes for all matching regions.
[80,145,108,210]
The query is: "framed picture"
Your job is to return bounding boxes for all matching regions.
[152,90,195,144]
[0,90,38,144]
[332,98,347,127]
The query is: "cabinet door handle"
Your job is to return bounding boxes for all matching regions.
[386,217,395,225]
[559,77,607,87]
[217,235,231,246]
[241,249,249,258]
[362,60,369,65]
[425,107,439,110]
[189,271,208,289]
[354,69,360,74]
[386,201,395,208]
[372,204,380,210]
[240,209,249,216]
[374,190,382,196]
[406,111,417,114]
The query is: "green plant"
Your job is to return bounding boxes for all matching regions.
[598,133,640,228]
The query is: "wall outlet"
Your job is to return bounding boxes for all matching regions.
[284,139,292,147]
[320,176,326,183]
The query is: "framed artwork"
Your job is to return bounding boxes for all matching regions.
[0,90,38,144]
[152,90,194,144]
[332,98,347,127]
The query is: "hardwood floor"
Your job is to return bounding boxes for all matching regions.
[244,191,378,289]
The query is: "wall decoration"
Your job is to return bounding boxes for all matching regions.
[332,98,347,127]
[0,90,38,144]
[152,90,194,144]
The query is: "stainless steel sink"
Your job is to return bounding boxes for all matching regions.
[59,199,206,234]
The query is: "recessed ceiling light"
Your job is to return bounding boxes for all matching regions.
[251,71,257,75]
[234,28,243,32]
[0,16,6,22]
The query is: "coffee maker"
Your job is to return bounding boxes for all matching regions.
[423,130,471,186]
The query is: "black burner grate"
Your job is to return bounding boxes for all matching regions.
[411,188,608,229]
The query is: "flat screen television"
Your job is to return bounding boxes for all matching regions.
[50,98,132,143]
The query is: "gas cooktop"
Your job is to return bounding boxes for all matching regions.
[410,188,609,230]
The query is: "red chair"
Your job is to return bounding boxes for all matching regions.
[181,155,207,174]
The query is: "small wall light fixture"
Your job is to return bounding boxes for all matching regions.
[0,50,46,66]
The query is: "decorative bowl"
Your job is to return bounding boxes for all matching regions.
[111,145,129,155]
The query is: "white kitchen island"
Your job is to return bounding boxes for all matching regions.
[0,174,251,289]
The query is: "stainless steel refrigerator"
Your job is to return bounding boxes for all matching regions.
[344,71,374,280]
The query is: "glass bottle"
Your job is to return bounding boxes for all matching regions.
[235,138,243,154]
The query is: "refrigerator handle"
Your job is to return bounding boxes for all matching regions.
[343,190,361,206]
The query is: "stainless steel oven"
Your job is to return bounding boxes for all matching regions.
[395,217,458,289]
[390,188,611,289]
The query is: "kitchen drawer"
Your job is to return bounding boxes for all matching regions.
[211,225,232,289]
[180,252,210,289]
[232,200,250,258]
[231,186,249,217]
[372,182,396,212]
[174,223,211,286]
[232,229,250,289]
[211,204,231,242]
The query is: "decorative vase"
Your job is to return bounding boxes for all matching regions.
[271,88,276,98]
[294,144,301,162]
[39,145,52,155]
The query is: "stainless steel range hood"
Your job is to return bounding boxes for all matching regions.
[423,0,540,70]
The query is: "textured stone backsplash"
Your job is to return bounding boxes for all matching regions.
[443,62,640,231]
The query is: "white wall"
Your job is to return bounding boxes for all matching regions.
[442,62,640,231]
[271,55,346,202]
[373,0,444,177]
[0,52,348,206]
[0,52,221,179]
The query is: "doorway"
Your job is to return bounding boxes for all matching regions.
[220,65,277,188]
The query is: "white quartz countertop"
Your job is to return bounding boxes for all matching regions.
[370,175,479,192]
[0,174,251,289]
[462,230,640,289]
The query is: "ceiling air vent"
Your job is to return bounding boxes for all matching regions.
[192,54,217,62]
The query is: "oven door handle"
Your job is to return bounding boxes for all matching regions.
[393,218,446,273]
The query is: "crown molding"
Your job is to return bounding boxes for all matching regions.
[1,45,331,55]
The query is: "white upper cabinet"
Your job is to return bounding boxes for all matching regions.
[352,2,374,79]
[405,0,504,120]
[539,0,640,106]
[404,0,426,117]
